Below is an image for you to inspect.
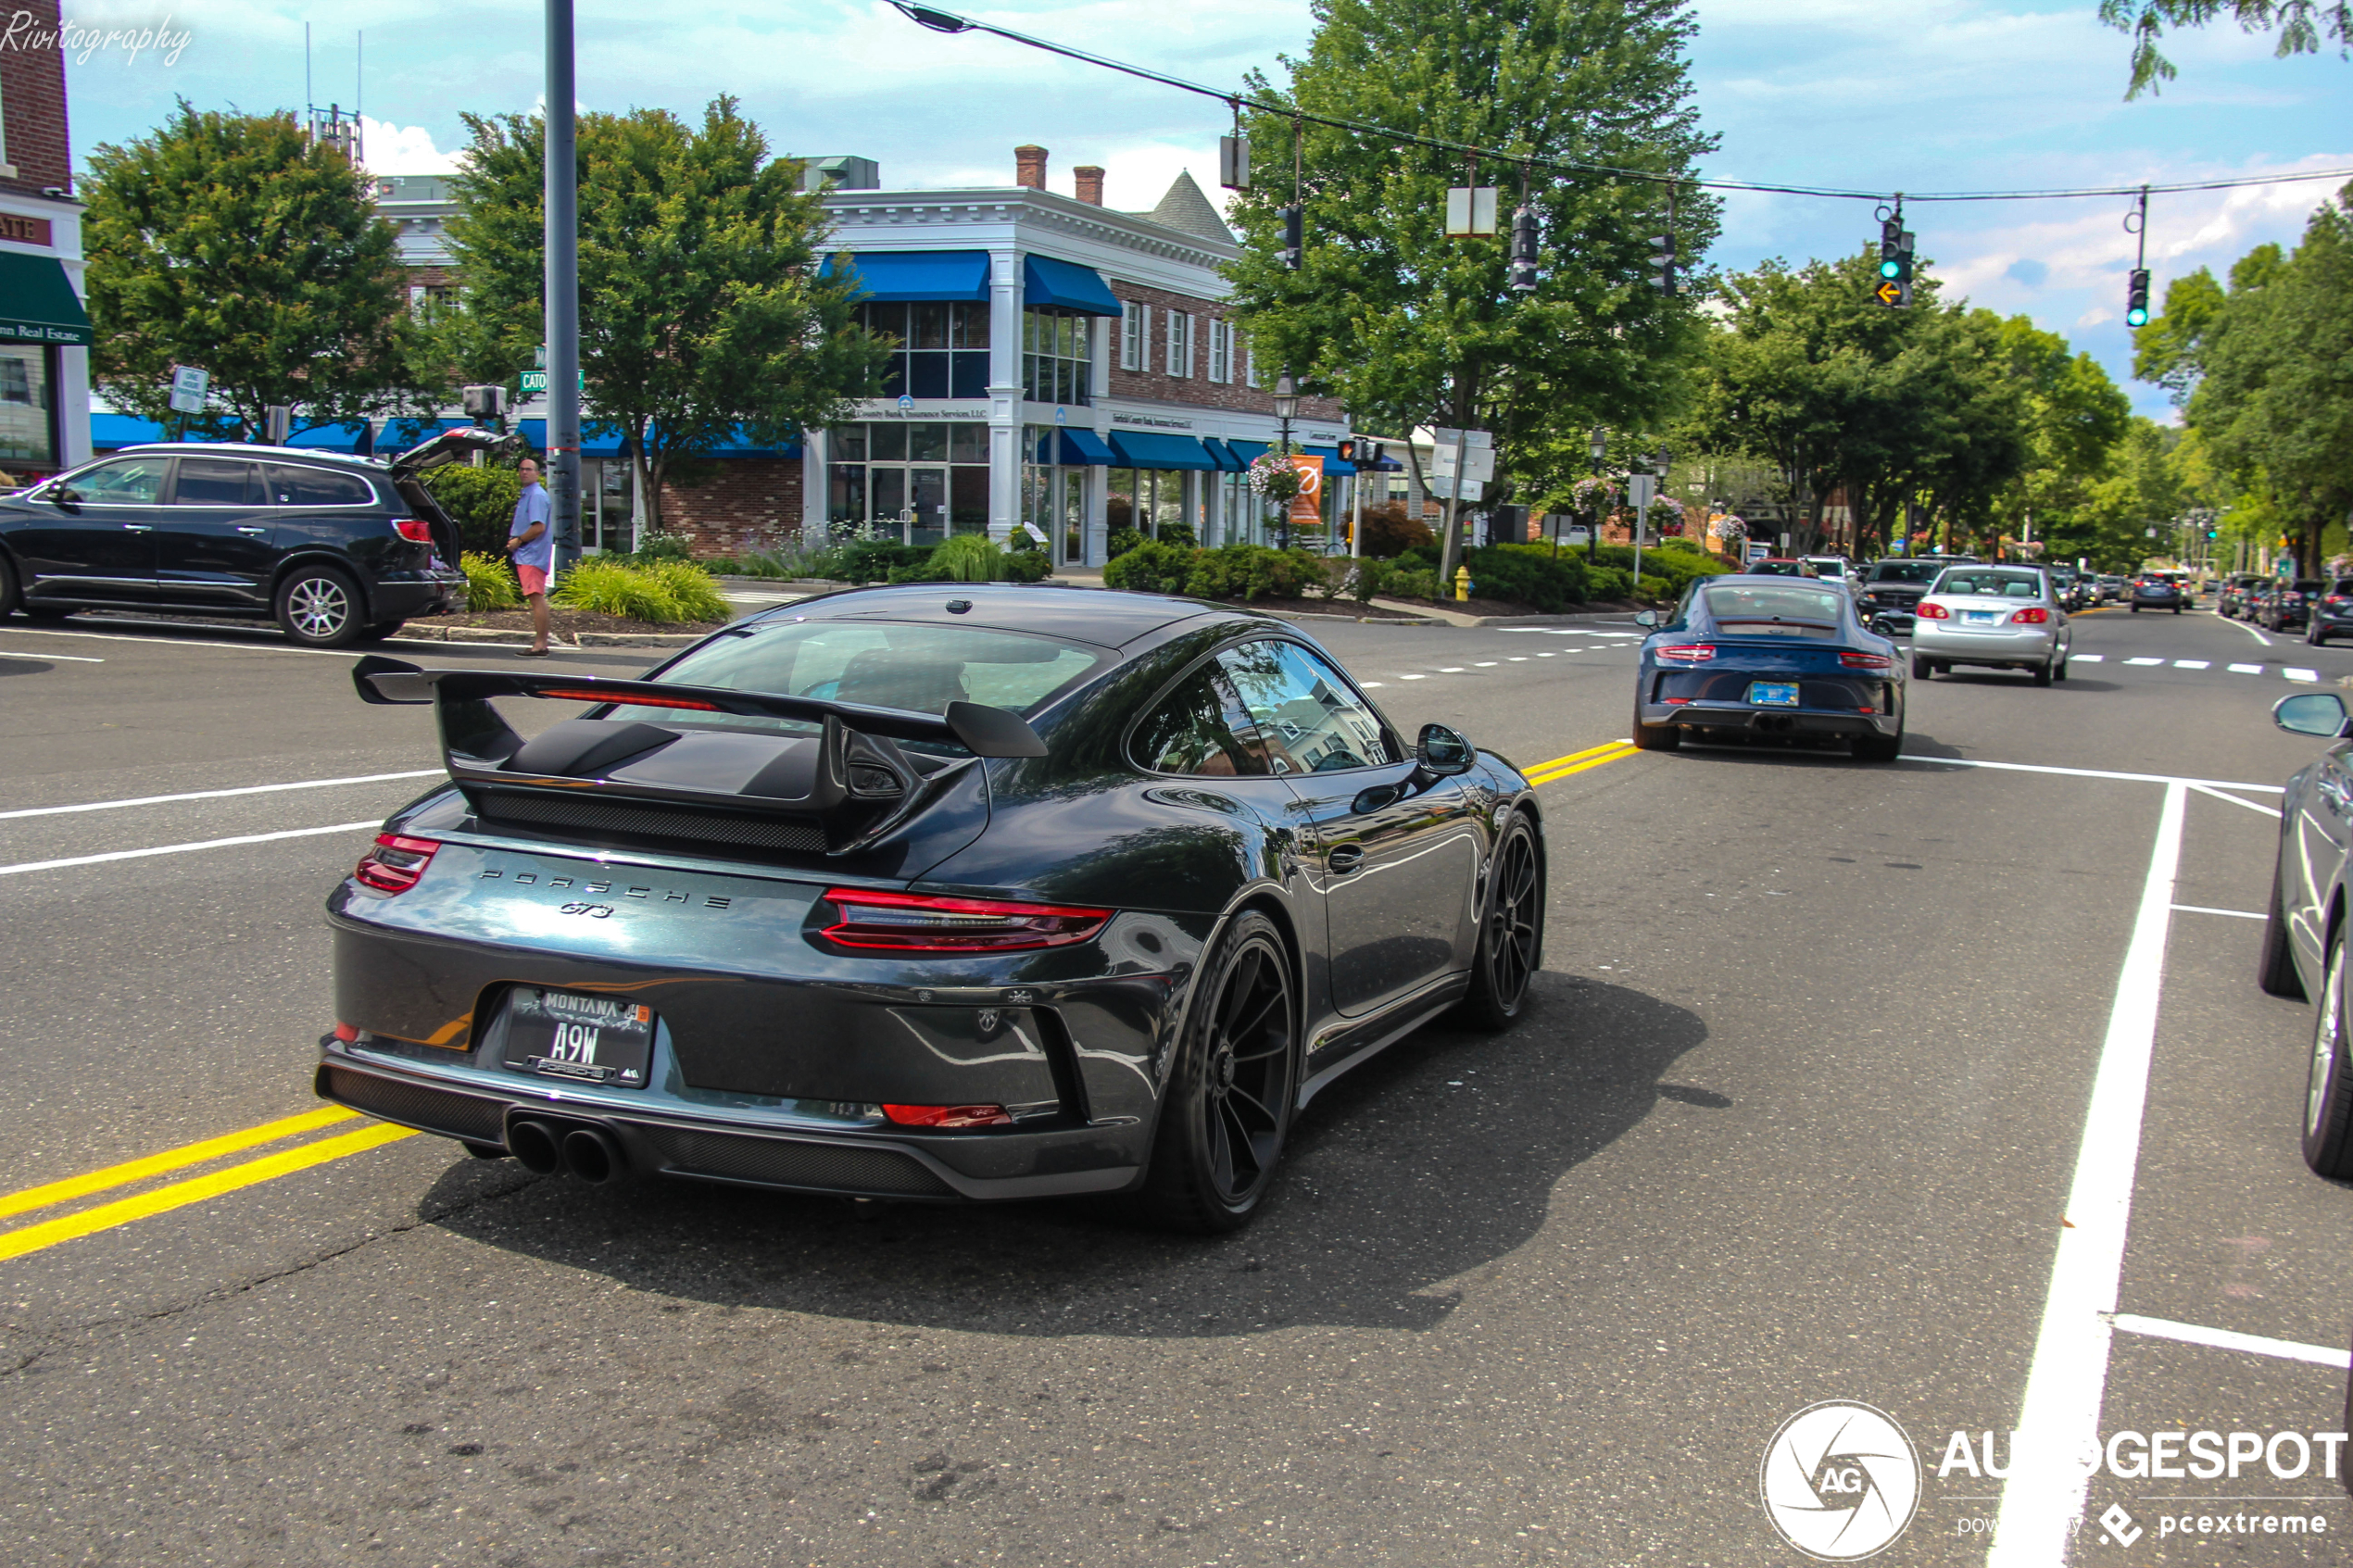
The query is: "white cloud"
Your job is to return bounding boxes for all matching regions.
[2076,305,2114,328]
[359,117,459,174]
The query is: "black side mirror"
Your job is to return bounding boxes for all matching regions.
[1633,610,1659,629]
[2274,691,2352,738]
[49,485,79,507]
[1416,723,1474,777]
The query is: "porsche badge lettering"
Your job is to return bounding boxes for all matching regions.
[560,903,616,919]
[479,866,735,913]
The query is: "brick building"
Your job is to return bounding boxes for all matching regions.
[811,145,1360,569]
[0,0,92,480]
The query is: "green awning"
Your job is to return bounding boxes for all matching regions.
[0,253,91,346]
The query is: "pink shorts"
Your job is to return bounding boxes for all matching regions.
[516,563,547,598]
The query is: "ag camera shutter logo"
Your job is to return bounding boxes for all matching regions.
[1759,1401,1921,1560]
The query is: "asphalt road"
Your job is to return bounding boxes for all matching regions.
[0,596,2349,1566]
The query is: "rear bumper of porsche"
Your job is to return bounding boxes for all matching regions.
[1639,667,1900,737]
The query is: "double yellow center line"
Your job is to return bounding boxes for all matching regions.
[1524,738,1640,786]
[0,1106,414,1264]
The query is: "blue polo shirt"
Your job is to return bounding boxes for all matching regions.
[509,482,553,570]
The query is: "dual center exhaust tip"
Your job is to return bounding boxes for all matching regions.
[505,1117,628,1184]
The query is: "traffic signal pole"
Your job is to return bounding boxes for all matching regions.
[545,0,581,582]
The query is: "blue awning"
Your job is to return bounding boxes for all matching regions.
[378,417,468,454]
[1302,444,1354,476]
[289,421,374,456]
[1225,439,1270,466]
[1202,439,1244,471]
[522,419,797,459]
[1059,428,1114,466]
[1107,431,1218,470]
[1023,255,1123,316]
[824,249,990,303]
[90,413,167,449]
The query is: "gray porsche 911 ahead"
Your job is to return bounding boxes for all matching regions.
[316,584,1546,1231]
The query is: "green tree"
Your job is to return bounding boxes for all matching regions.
[442,96,890,532]
[2098,0,2349,98]
[1221,0,1717,586]
[83,103,422,437]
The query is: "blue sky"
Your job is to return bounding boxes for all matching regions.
[57,0,2350,419]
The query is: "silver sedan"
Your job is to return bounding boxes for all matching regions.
[1909,565,2072,685]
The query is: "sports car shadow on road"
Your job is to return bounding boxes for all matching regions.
[416,976,1714,1336]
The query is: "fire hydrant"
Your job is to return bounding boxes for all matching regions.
[1453,565,1472,602]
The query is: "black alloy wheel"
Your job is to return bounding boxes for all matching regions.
[1458,815,1542,1030]
[2259,855,2308,999]
[2304,927,2353,1177]
[275,564,366,648]
[1139,910,1298,1233]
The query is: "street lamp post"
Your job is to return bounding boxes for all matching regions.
[1273,371,1298,551]
[1587,427,1605,563]
[544,0,581,583]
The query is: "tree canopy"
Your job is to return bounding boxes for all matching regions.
[2099,0,2349,97]
[83,103,421,438]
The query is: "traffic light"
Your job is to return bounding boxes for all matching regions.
[1279,205,1302,271]
[1649,229,1677,295]
[1510,206,1540,294]
[1336,437,1359,464]
[2125,269,2151,328]
[1873,221,1916,308]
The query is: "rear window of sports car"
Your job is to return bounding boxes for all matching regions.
[628,621,1105,738]
[1702,583,1846,632]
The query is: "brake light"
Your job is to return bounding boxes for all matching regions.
[353,833,439,894]
[2330,596,2347,607]
[538,686,723,711]
[1840,651,1894,670]
[2010,607,2050,624]
[1655,645,1716,663]
[332,1022,360,1043]
[1916,602,1951,620]
[817,887,1114,952]
[882,1103,1014,1128]
[390,519,434,544]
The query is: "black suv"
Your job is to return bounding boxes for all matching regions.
[1857,556,1973,633]
[2265,578,2328,633]
[0,430,510,647]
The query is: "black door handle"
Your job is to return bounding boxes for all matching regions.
[1328,845,1365,874]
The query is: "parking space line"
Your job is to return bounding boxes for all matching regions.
[0,647,102,662]
[0,770,442,822]
[0,820,380,878]
[1988,783,2185,1565]
[1903,758,2284,792]
[2171,903,2266,920]
[2187,783,2284,818]
[0,1121,415,1265]
[2110,1312,2351,1371]
[0,625,373,659]
[0,1107,358,1221]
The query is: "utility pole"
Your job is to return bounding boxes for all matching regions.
[1436,396,1471,593]
[545,0,582,583]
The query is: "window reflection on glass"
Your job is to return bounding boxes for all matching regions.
[1215,641,1395,774]
[1023,306,1092,407]
[1134,663,1270,776]
[827,421,992,537]
[0,345,53,468]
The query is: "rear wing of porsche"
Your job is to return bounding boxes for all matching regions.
[351,656,1044,855]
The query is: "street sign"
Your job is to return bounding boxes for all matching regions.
[1426,475,1485,502]
[521,370,547,394]
[167,364,208,414]
[1430,445,1495,483]
[1444,187,1499,237]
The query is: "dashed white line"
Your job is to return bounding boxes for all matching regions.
[2229,663,2265,674]
[2285,667,2321,683]
[2073,654,2105,663]
[1507,657,1528,661]
[0,820,381,878]
[1474,661,1498,667]
[0,769,444,822]
[1438,667,1466,672]
[2173,659,2210,670]
[1400,673,1428,681]
[2124,657,2164,666]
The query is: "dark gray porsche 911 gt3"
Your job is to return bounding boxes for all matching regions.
[315,583,1546,1230]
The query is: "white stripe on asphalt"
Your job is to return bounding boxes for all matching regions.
[1901,757,2284,792]
[2110,1312,2350,1371]
[2285,667,2321,683]
[2072,654,2105,662]
[2171,903,2266,919]
[2188,783,2284,819]
[2229,663,2264,674]
[2173,659,2209,670]
[1988,782,2184,1565]
[2125,657,2164,666]
[0,821,381,878]
[0,625,373,659]
[0,646,103,662]
[0,770,443,822]
[2224,617,2275,647]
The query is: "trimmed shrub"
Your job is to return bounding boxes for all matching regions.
[1157,521,1199,550]
[459,551,520,611]
[1585,564,1630,601]
[1106,527,1145,559]
[552,558,731,623]
[1388,567,1439,601]
[1461,546,1587,611]
[1102,540,1198,595]
[1184,545,1324,602]
[832,541,935,583]
[422,464,524,557]
[1357,501,1435,558]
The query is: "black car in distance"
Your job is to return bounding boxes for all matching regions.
[2264,579,2326,633]
[0,429,503,646]
[1856,558,1953,634]
[2308,579,2353,646]
[2130,576,2185,614]
[314,584,1548,1233]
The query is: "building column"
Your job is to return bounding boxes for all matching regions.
[987,247,1022,545]
[800,427,827,537]
[1084,463,1107,565]
[56,345,89,468]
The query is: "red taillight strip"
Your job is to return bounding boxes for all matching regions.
[1840,651,1894,670]
[882,1103,1014,1129]
[1655,645,1716,663]
[353,833,439,895]
[818,887,1114,953]
[536,687,723,712]
[390,519,434,544]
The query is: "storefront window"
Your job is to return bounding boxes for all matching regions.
[0,345,55,474]
[860,301,990,401]
[827,420,990,542]
[1022,306,1091,407]
[1108,469,1197,543]
[578,457,637,554]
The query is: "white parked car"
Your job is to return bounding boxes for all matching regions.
[1909,565,2072,686]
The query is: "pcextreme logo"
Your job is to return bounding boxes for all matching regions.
[1760,1401,1923,1560]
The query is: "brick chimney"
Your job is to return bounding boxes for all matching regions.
[1073,166,1105,206]
[1013,145,1048,190]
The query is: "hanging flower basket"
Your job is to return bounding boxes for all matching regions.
[1716,514,1747,541]
[1246,453,1302,505]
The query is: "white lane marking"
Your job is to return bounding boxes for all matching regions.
[1901,757,2284,792]
[0,647,102,662]
[2173,659,2210,670]
[2229,663,2265,674]
[2224,616,2275,647]
[2071,654,2105,662]
[1474,661,1498,667]
[1507,656,1528,661]
[2170,903,2265,920]
[1400,673,1428,681]
[1438,667,1466,673]
[2110,1312,2351,1370]
[1987,782,2184,1566]
[1537,652,1555,658]
[0,625,371,660]
[1361,682,1385,688]
[0,820,380,878]
[2188,783,2284,819]
[2285,667,2321,683]
[0,769,443,822]
[2124,657,2164,666]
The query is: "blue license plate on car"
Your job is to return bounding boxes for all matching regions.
[1965,609,1999,623]
[1747,682,1799,707]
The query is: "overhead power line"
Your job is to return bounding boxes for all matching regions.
[888,3,2353,206]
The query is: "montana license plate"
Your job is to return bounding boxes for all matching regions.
[500,988,655,1086]
[1747,682,1800,708]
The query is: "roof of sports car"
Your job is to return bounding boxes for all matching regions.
[756,583,1271,646]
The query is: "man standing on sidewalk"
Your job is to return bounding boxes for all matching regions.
[506,456,554,657]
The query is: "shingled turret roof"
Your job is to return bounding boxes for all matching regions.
[1129,170,1233,245]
